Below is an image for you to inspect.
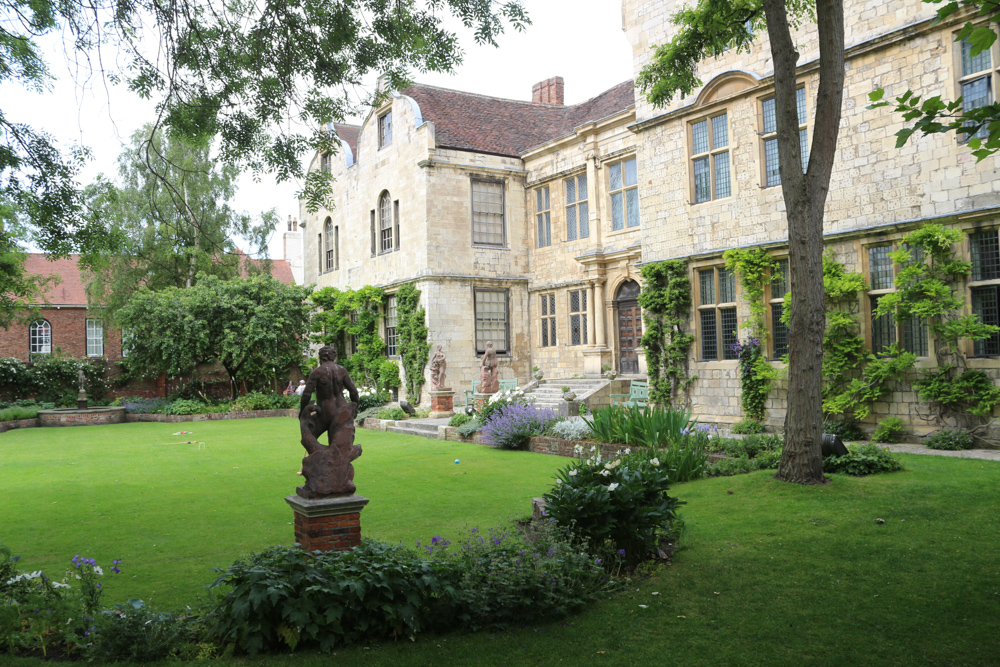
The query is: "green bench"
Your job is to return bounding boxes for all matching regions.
[465,378,518,406]
[610,379,649,408]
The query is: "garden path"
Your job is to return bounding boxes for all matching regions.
[879,443,1000,461]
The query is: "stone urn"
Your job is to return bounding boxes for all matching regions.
[533,369,544,382]
[562,389,576,402]
[603,369,619,381]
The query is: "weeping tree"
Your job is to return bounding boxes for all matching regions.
[637,0,846,484]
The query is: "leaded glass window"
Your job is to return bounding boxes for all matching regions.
[472,179,505,246]
[475,289,509,353]
[569,289,588,346]
[609,157,639,230]
[690,112,731,202]
[540,294,556,347]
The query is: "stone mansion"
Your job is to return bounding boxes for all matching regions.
[301,0,1000,432]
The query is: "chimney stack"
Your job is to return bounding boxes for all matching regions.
[532,76,564,106]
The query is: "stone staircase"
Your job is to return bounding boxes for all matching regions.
[386,417,447,439]
[526,378,609,411]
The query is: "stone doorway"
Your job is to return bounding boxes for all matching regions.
[616,280,642,375]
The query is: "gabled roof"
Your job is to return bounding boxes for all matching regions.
[400,80,634,157]
[333,123,361,163]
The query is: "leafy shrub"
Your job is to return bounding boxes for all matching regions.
[376,406,407,421]
[207,532,604,654]
[544,448,684,568]
[657,433,710,482]
[872,416,906,443]
[481,403,558,450]
[585,404,694,448]
[456,419,480,438]
[169,379,210,402]
[356,387,386,411]
[731,418,766,435]
[165,399,210,415]
[355,406,382,426]
[448,413,472,428]
[90,600,191,663]
[231,392,297,411]
[823,443,903,476]
[707,449,782,477]
[823,419,867,442]
[0,405,40,421]
[477,386,532,425]
[549,418,593,441]
[925,429,975,451]
[708,433,783,459]
[0,357,31,399]
[120,396,171,414]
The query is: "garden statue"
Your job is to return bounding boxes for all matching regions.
[429,345,448,390]
[479,341,499,394]
[77,368,88,409]
[297,345,362,498]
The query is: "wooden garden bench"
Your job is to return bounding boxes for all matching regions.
[610,379,649,408]
[464,378,518,406]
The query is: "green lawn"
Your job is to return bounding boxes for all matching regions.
[0,419,567,608]
[2,421,1000,666]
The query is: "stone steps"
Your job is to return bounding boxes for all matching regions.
[386,419,444,439]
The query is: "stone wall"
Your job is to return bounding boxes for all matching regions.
[0,418,40,433]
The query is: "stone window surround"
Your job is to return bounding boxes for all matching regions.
[539,292,557,347]
[535,184,552,248]
[605,154,640,232]
[470,177,507,248]
[324,217,336,271]
[861,240,930,358]
[378,110,392,149]
[758,85,809,189]
[695,264,739,362]
[688,109,732,204]
[86,318,104,358]
[967,227,1000,357]
[768,257,789,359]
[473,287,510,355]
[379,191,394,254]
[954,25,999,143]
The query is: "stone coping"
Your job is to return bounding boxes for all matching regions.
[126,408,297,423]
[285,493,370,517]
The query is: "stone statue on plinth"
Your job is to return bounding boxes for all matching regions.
[479,341,499,394]
[429,345,448,390]
[77,368,88,410]
[297,345,362,498]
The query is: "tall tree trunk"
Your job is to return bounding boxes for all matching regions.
[764,0,845,484]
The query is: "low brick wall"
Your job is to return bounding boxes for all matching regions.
[126,409,296,423]
[529,436,626,459]
[39,408,126,427]
[0,418,40,434]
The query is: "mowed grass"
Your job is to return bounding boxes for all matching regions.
[0,419,568,608]
[2,421,1000,666]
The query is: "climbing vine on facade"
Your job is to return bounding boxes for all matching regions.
[639,259,695,407]
[395,283,430,403]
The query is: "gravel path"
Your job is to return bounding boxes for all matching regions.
[878,443,1000,461]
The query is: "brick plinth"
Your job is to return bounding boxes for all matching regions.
[428,390,455,419]
[285,494,369,553]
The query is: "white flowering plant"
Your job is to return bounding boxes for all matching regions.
[476,386,534,424]
[542,446,684,569]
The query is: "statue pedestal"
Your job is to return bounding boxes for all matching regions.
[285,494,369,552]
[474,391,497,410]
[429,389,455,419]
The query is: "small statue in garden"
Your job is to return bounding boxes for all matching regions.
[429,345,448,390]
[297,345,362,498]
[479,341,499,394]
[77,368,88,409]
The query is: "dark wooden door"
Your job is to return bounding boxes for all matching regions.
[618,300,641,374]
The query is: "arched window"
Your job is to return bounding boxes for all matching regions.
[379,191,393,253]
[29,320,51,356]
[324,218,334,271]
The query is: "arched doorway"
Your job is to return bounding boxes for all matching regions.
[615,280,642,374]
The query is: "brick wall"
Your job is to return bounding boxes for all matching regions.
[0,307,122,361]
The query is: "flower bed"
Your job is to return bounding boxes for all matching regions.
[126,408,296,423]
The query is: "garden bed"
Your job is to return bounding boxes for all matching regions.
[126,408,296,423]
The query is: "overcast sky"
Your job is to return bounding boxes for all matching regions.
[1,1,635,260]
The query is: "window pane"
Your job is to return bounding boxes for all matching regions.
[542,317,549,347]
[712,113,729,149]
[472,180,505,245]
[961,77,992,139]
[962,36,993,77]
[571,314,582,346]
[626,188,640,228]
[772,258,789,299]
[475,290,508,352]
[772,303,789,357]
[536,189,543,211]
[721,308,739,360]
[971,230,1000,281]
[699,269,715,305]
[692,120,709,154]
[714,152,731,199]
[764,138,781,186]
[537,213,549,248]
[578,174,588,201]
[566,205,577,241]
[871,296,896,355]
[623,158,638,187]
[719,268,736,303]
[972,286,1000,355]
[796,87,807,126]
[694,157,711,203]
[544,187,550,210]
[869,246,895,290]
[570,290,580,312]
[609,162,622,190]
[762,97,776,134]
[611,192,623,230]
[700,309,718,360]
[545,212,552,245]
[799,129,810,172]
[550,318,557,346]
[565,178,576,203]
[541,294,548,316]
[578,202,589,238]
[902,316,928,357]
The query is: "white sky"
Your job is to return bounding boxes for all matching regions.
[1,0,635,260]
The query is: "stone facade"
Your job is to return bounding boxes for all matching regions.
[302,0,1000,433]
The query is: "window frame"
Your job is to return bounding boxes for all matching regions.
[760,86,809,188]
[955,26,999,142]
[768,257,790,359]
[379,191,393,254]
[864,242,930,358]
[324,217,335,271]
[607,156,640,231]
[539,293,557,348]
[378,110,392,148]
[29,319,51,357]
[696,266,738,361]
[320,152,331,173]
[968,229,1000,356]
[535,185,552,248]
[689,110,732,203]
[470,178,507,247]
[385,296,398,357]
[473,288,510,355]
[564,172,589,241]
[86,318,104,357]
[569,288,588,346]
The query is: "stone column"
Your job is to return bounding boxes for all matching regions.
[587,282,597,348]
[286,494,369,552]
[595,280,607,347]
[583,280,610,377]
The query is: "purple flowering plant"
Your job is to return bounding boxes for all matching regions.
[481,403,558,450]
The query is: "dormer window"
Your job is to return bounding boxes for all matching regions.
[379,111,392,148]
[320,152,331,173]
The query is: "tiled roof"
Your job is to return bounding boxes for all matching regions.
[334,123,361,163]
[24,253,296,307]
[401,80,634,157]
[236,250,296,285]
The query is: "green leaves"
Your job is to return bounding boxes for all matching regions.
[640,259,695,407]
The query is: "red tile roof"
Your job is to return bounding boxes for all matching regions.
[401,80,634,157]
[334,123,361,163]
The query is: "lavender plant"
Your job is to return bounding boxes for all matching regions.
[480,403,558,450]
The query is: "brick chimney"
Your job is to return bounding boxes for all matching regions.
[532,76,564,105]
